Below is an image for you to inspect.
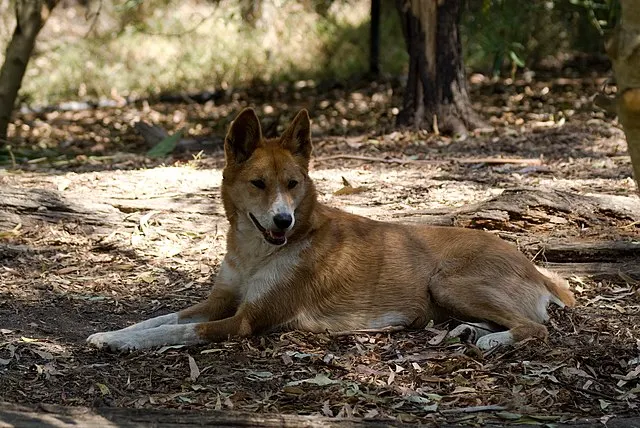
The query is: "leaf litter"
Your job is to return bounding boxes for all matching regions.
[1,72,639,424]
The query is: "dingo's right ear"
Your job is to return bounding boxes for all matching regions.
[225,108,262,164]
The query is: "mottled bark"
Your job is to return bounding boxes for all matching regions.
[395,0,482,135]
[606,0,640,189]
[0,0,58,144]
[370,0,381,76]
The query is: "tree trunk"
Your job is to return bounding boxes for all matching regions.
[606,0,640,190]
[0,0,58,145]
[369,0,381,77]
[395,0,482,135]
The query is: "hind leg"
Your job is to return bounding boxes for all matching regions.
[448,322,495,343]
[475,322,547,350]
[430,276,549,350]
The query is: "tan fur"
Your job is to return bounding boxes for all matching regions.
[87,108,575,352]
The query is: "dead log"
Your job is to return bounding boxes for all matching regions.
[544,262,640,280]
[314,154,542,166]
[0,401,402,428]
[103,196,224,216]
[540,241,640,263]
[0,186,124,233]
[395,188,640,230]
[2,401,640,428]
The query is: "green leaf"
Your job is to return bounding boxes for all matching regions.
[509,50,525,67]
[96,383,111,396]
[147,129,184,158]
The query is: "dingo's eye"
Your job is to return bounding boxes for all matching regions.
[251,179,266,189]
[287,180,298,190]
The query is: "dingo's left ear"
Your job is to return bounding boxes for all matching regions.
[280,109,312,166]
[225,108,262,164]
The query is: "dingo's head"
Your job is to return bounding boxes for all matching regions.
[222,108,314,246]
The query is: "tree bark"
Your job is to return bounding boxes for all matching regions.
[605,0,640,189]
[369,0,381,76]
[0,0,58,145]
[395,0,483,135]
[0,401,401,428]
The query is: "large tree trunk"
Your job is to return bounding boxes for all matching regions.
[369,0,381,77]
[395,0,482,135]
[0,0,58,145]
[606,0,640,189]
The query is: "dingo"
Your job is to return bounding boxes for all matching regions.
[87,108,575,352]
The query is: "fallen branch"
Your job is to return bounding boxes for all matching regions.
[313,154,542,166]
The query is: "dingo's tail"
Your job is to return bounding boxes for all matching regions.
[536,266,576,307]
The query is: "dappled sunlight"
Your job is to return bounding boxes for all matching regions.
[2,0,404,106]
[1,0,639,421]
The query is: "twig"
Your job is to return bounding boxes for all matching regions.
[530,246,545,263]
[328,326,405,337]
[0,138,16,168]
[140,10,218,38]
[557,380,620,402]
[84,0,103,37]
[314,154,542,166]
[440,404,507,414]
[314,155,417,164]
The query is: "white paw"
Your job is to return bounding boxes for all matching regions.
[448,324,478,343]
[86,331,141,352]
[475,331,514,350]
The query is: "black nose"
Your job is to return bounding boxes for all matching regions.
[273,213,292,230]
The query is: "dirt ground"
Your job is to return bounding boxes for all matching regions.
[1,74,639,425]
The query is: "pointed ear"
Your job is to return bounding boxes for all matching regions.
[225,108,262,164]
[280,109,312,166]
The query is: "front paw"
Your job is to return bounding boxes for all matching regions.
[86,331,140,352]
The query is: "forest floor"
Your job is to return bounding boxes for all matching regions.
[1,72,639,426]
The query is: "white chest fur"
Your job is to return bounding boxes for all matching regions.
[219,237,310,303]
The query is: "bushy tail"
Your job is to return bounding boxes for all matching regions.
[536,266,576,307]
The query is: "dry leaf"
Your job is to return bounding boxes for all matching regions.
[334,185,367,196]
[427,328,448,345]
[364,409,379,418]
[387,369,396,385]
[286,374,339,387]
[33,349,54,360]
[188,354,200,382]
[281,353,293,365]
[139,272,156,284]
[322,401,333,417]
[200,348,224,354]
[451,386,477,394]
[282,386,305,395]
[157,345,186,354]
